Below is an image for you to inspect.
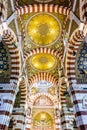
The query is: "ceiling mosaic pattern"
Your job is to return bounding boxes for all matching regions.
[0,0,83,129]
[27,13,61,47]
[48,87,55,95]
[23,12,64,80]
[20,11,65,52]
[33,112,54,129]
[0,42,11,83]
[30,53,57,72]
[14,0,73,118]
[76,42,87,84]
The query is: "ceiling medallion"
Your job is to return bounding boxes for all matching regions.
[30,53,57,71]
[27,13,61,47]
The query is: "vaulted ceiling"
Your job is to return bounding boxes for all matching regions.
[1,0,83,105]
[0,1,87,129]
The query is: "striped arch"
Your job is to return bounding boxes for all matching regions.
[2,28,21,84]
[19,78,27,107]
[67,28,84,86]
[60,85,67,107]
[80,0,87,22]
[29,72,58,86]
[24,47,63,60]
[16,4,71,16]
[29,93,57,106]
[16,4,71,46]
[33,95,54,106]
[0,0,7,22]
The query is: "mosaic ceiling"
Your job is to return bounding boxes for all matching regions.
[9,1,78,112]
[27,13,61,47]
[6,0,81,129]
[29,53,57,71]
[23,11,64,82]
[33,112,54,129]
[20,12,65,52]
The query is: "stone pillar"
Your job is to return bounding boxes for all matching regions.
[61,106,74,130]
[55,108,61,130]
[69,84,87,130]
[25,107,32,130]
[12,107,26,130]
[25,115,31,130]
[55,117,61,130]
[0,83,18,130]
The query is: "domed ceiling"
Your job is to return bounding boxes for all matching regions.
[6,0,81,129]
[30,53,57,71]
[13,0,74,117]
[27,13,61,47]
[33,112,54,128]
[21,10,65,84]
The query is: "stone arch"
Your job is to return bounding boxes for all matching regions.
[33,95,54,106]
[16,4,71,16]
[29,93,57,106]
[2,28,21,84]
[29,72,58,86]
[0,0,7,22]
[80,0,87,22]
[24,47,63,61]
[15,4,71,46]
[67,28,84,86]
[14,78,27,107]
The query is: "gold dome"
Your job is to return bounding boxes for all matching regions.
[30,53,57,71]
[27,13,61,46]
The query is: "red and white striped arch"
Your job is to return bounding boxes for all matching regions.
[3,28,21,85]
[80,0,87,22]
[29,93,57,106]
[19,78,27,107]
[16,4,71,16]
[16,4,71,47]
[24,47,63,60]
[67,28,84,86]
[29,72,58,86]
[0,0,7,22]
